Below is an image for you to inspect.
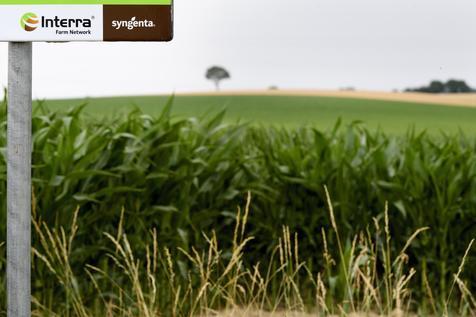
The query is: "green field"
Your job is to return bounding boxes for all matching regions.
[37,94,476,134]
[2,96,476,315]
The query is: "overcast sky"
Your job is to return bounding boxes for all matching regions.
[0,0,475,99]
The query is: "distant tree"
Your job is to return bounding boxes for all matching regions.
[406,79,474,94]
[206,66,231,91]
[446,79,471,93]
[427,80,445,93]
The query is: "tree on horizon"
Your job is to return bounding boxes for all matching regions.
[206,66,231,91]
[406,79,474,93]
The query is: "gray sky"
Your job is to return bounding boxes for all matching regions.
[1,0,475,99]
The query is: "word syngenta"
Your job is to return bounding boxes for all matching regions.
[112,16,155,30]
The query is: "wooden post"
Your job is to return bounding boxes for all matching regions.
[7,42,32,317]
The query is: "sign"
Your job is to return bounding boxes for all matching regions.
[0,0,173,42]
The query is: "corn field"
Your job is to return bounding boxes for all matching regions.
[0,95,475,315]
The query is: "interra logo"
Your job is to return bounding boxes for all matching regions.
[112,16,155,30]
[20,12,92,32]
[20,12,39,32]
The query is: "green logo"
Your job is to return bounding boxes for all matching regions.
[20,13,39,32]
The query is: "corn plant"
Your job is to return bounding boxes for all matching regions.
[0,96,475,312]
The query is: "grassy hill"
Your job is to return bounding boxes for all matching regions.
[36,93,476,134]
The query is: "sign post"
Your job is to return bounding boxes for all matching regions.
[7,42,33,317]
[1,1,173,315]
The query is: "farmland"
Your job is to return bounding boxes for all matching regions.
[38,91,476,134]
[1,94,476,315]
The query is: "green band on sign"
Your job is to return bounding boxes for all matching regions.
[0,0,171,4]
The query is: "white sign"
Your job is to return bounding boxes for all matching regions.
[0,1,173,42]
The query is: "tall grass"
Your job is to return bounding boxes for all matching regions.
[0,95,475,312]
[20,194,476,316]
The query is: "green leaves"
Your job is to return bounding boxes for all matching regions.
[0,99,475,308]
